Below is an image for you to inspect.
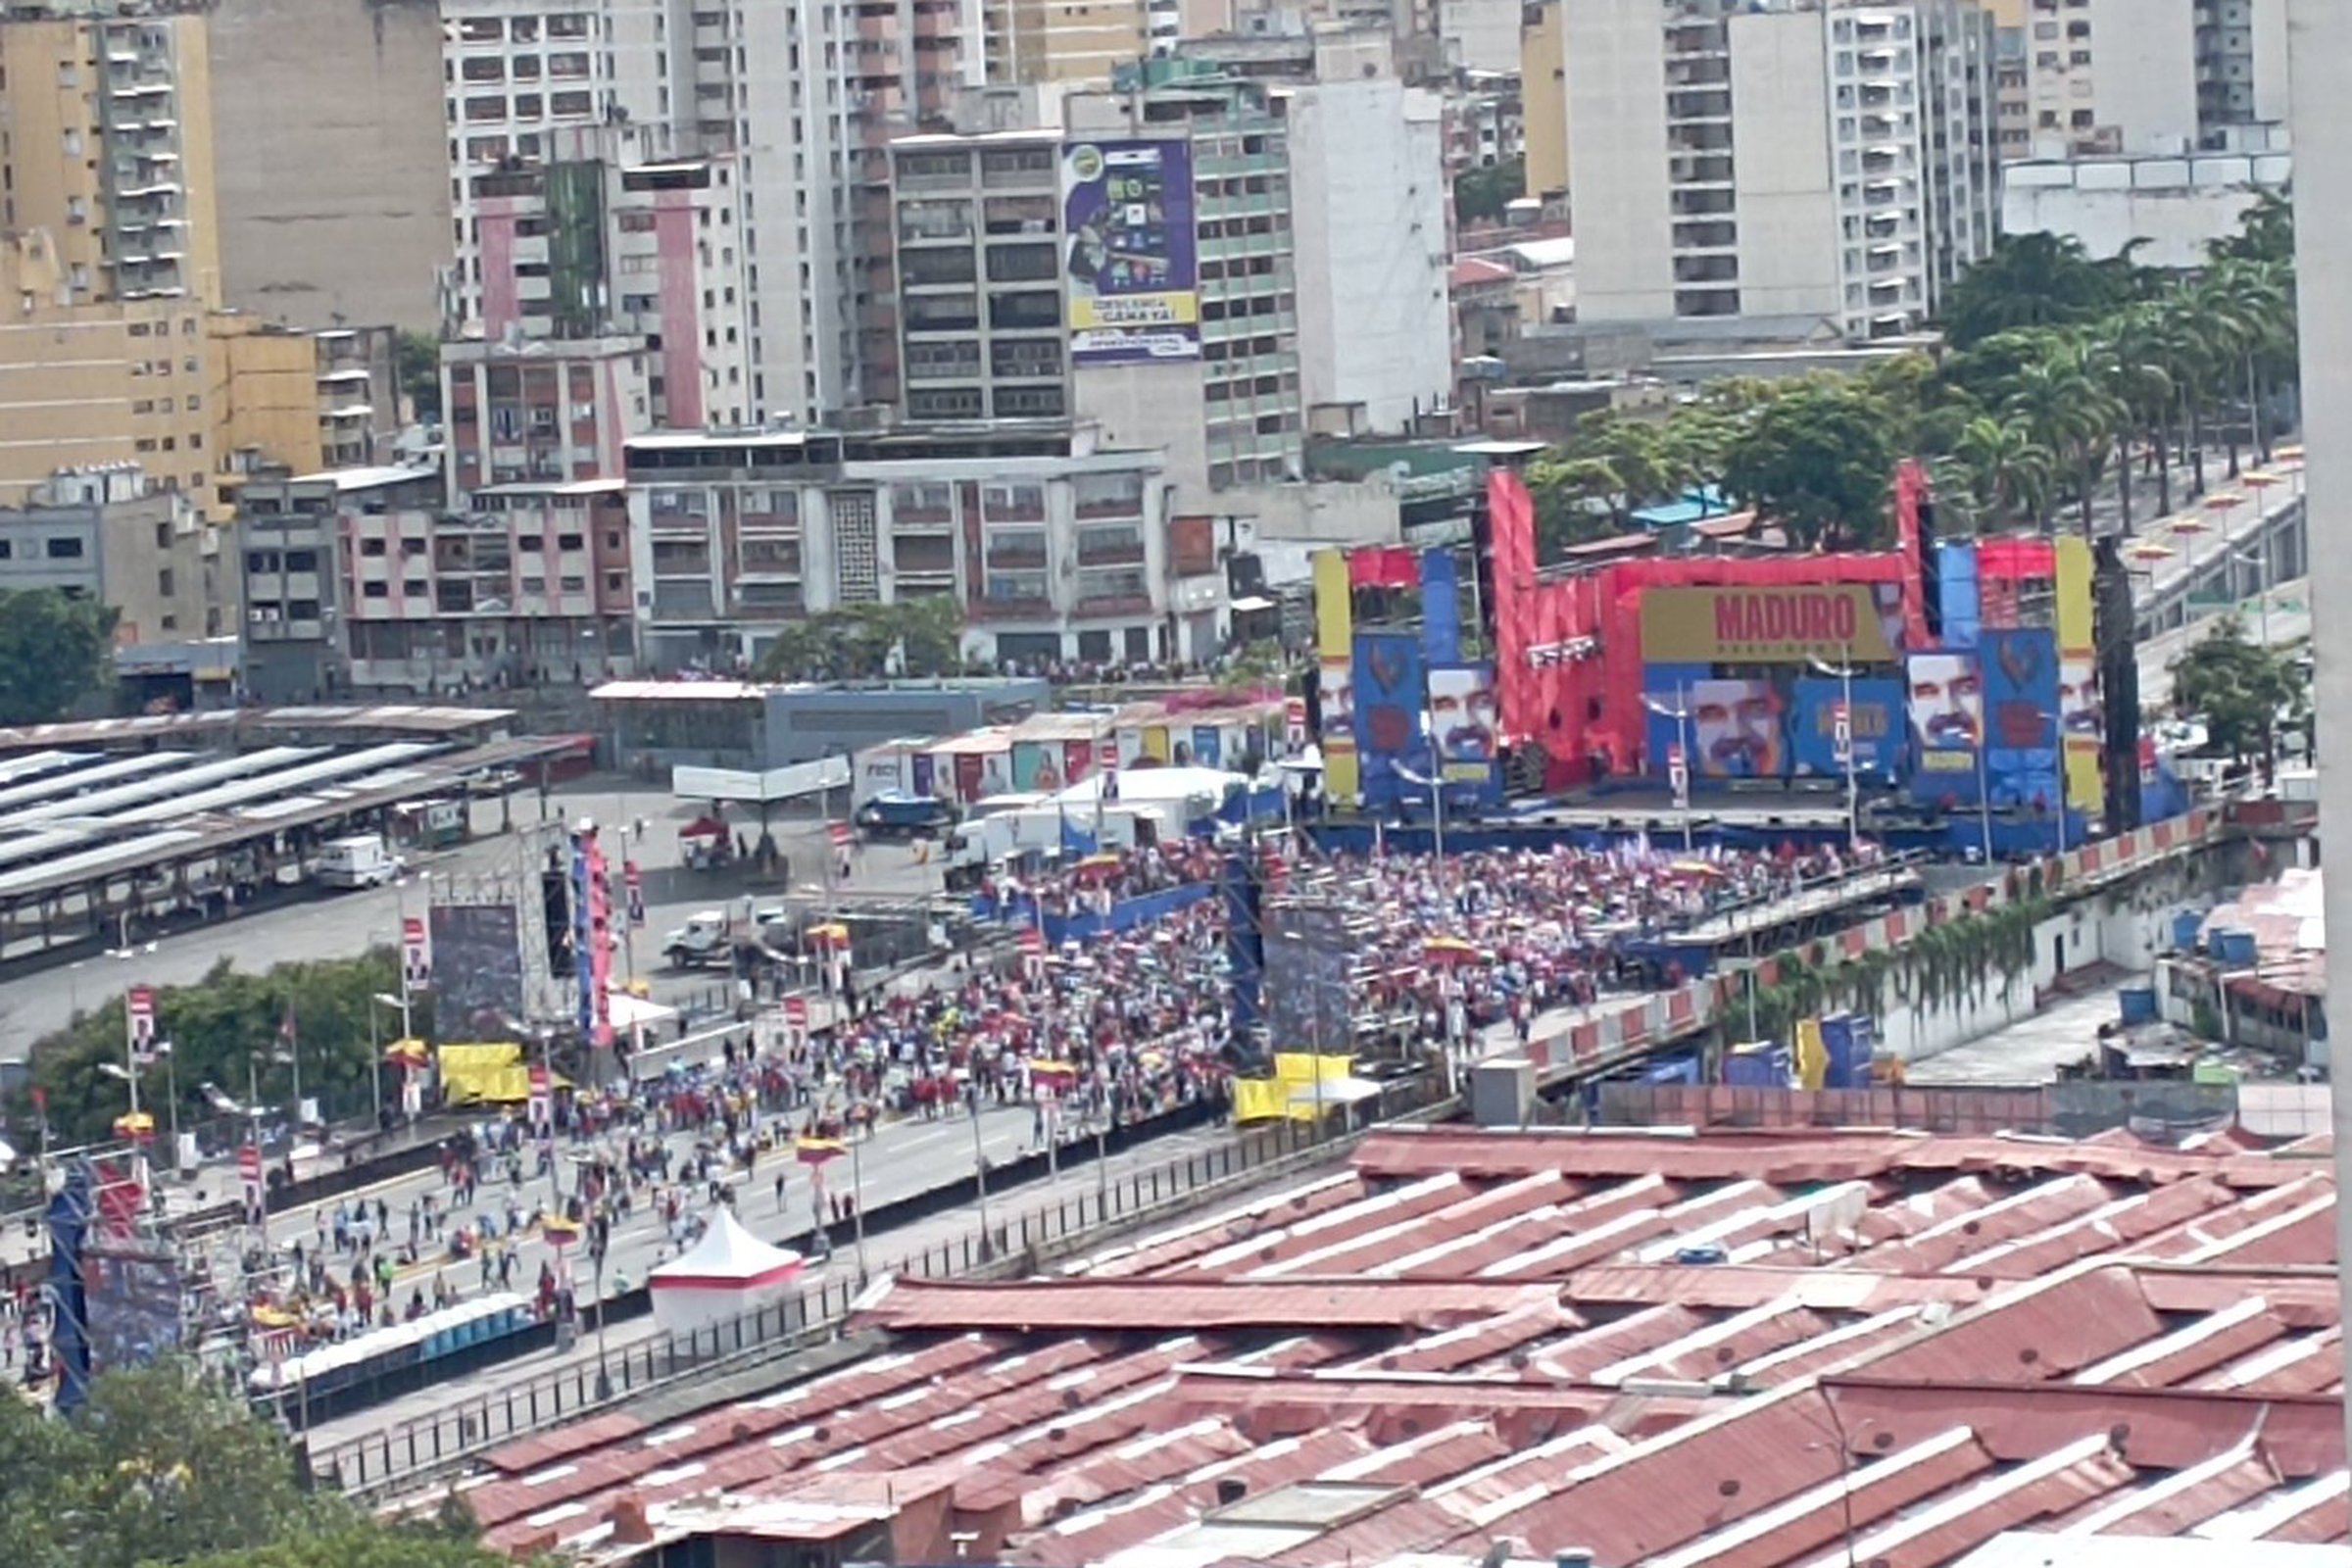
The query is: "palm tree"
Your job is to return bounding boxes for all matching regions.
[2150,291,2224,501]
[2096,305,2175,534]
[1950,415,2055,533]
[2002,341,2121,536]
[2202,259,2293,466]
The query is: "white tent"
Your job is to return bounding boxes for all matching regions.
[1050,765,1243,808]
[649,1207,806,1337]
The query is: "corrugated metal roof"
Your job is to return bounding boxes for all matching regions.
[436,1130,2352,1568]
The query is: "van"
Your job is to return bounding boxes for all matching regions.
[315,835,398,889]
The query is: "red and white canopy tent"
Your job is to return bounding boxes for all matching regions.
[648,1207,806,1337]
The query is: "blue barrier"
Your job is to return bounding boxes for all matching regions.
[974,881,1218,946]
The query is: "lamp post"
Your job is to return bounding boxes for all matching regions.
[967,1080,992,1260]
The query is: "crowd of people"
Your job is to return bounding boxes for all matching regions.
[221,829,1887,1366]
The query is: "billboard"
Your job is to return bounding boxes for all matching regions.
[2054,533,2105,814]
[1905,650,1984,804]
[1642,583,1906,664]
[1352,630,1426,807]
[430,904,525,1037]
[1982,627,2063,809]
[1789,677,1904,779]
[1061,138,1200,366]
[1648,677,1789,780]
[1429,662,1501,804]
[1313,548,1358,803]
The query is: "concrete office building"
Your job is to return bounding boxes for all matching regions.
[985,0,1167,85]
[0,466,219,643]
[1566,0,1997,341]
[207,0,449,330]
[624,423,1171,670]
[441,0,979,428]
[1064,63,1305,503]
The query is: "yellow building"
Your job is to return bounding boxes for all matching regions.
[207,315,325,513]
[1521,0,1568,202]
[0,6,336,516]
[991,0,1147,85]
[0,233,215,505]
[0,8,222,309]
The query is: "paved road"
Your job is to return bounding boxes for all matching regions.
[0,780,952,1065]
[294,1115,1237,1452]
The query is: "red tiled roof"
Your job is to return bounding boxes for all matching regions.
[437,1128,2352,1567]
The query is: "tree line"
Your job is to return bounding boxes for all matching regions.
[1527,193,2296,555]
[11,951,430,1151]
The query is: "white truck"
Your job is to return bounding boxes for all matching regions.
[314,835,399,889]
[662,909,737,969]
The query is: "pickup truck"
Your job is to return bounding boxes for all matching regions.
[854,792,956,842]
[662,910,738,969]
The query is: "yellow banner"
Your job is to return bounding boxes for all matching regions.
[1313,548,1351,658]
[1641,584,1903,663]
[2053,536,2105,814]
[1793,1017,1827,1092]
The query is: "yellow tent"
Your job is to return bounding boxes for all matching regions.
[437,1042,573,1105]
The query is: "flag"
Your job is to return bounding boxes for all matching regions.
[796,1134,847,1166]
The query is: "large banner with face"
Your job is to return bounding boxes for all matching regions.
[1428,662,1502,805]
[1905,650,1984,806]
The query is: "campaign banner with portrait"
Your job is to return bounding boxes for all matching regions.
[2054,533,2106,814]
[1351,630,1426,808]
[1061,139,1201,366]
[1982,627,2064,809]
[1789,677,1904,779]
[1428,662,1502,805]
[1905,650,1984,805]
[1646,677,1790,780]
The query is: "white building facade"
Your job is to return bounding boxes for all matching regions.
[1566,0,1997,341]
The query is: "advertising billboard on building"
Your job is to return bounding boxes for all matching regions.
[1313,548,1358,803]
[1641,583,1906,664]
[1061,138,1200,366]
[1789,677,1904,779]
[1905,650,1984,805]
[1351,630,1426,807]
[430,904,526,1037]
[1981,627,2064,809]
[2054,534,2105,814]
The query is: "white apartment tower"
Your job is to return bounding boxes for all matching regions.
[1567,0,1996,342]
[441,0,971,426]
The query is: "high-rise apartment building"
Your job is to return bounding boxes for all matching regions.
[1997,0,2286,159]
[0,5,220,309]
[1566,0,1996,342]
[441,0,977,430]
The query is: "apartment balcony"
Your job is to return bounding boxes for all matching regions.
[1074,496,1144,521]
[1076,540,1146,568]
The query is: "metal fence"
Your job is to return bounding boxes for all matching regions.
[1592,1080,2271,1141]
[309,1087,1435,1498]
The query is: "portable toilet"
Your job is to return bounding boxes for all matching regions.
[1722,1040,1792,1088]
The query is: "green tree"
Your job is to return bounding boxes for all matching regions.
[397,330,443,423]
[2170,614,2308,765]
[1948,415,2055,533]
[753,596,965,681]
[1453,156,1525,225]
[0,589,118,724]
[1939,232,2126,348]
[15,951,428,1146]
[2002,336,2123,537]
[0,1366,519,1568]
[1717,379,1897,547]
[2210,186,2294,271]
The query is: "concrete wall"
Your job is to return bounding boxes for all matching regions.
[209,0,450,331]
[2001,154,2290,267]
[1287,80,1454,433]
[2087,0,2200,153]
[1564,0,1675,321]
[1725,12,1839,319]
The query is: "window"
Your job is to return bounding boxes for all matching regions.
[45,537,83,560]
[154,521,172,550]
[361,537,387,557]
[364,580,390,598]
